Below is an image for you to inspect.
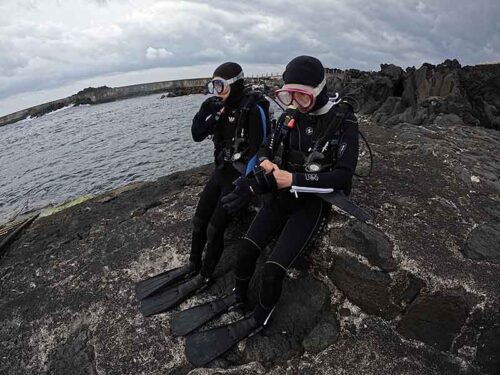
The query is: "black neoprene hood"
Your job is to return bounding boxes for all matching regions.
[213,62,243,80]
[283,55,329,112]
[212,62,245,109]
[283,55,325,86]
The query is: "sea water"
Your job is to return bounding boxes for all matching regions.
[0,94,214,223]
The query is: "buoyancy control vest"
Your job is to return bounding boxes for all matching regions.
[214,88,270,175]
[265,99,374,222]
[270,100,353,174]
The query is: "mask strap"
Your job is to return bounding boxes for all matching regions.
[224,70,244,85]
[312,75,326,96]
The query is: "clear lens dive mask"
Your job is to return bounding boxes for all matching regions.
[207,71,244,94]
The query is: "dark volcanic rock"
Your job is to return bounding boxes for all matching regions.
[329,253,398,319]
[302,312,340,353]
[328,253,421,320]
[460,64,500,130]
[342,222,398,271]
[1,111,500,374]
[333,60,500,130]
[188,362,266,374]
[47,327,96,375]
[269,317,480,375]
[74,85,114,105]
[475,308,500,374]
[397,291,476,351]
[462,223,500,262]
[453,304,500,374]
[380,63,405,81]
[28,101,68,118]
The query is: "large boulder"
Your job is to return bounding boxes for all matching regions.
[333,59,498,130]
[397,290,477,351]
[460,63,500,130]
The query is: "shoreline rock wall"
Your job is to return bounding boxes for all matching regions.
[327,60,500,130]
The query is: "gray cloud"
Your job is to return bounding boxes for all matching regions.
[0,0,499,109]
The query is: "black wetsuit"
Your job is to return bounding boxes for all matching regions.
[190,92,269,278]
[234,102,360,324]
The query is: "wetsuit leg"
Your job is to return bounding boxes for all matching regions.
[234,195,290,298]
[199,167,240,277]
[190,168,225,269]
[254,195,329,324]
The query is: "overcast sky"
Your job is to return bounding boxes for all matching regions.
[0,0,499,116]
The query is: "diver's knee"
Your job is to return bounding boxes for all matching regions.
[239,237,261,257]
[261,261,286,286]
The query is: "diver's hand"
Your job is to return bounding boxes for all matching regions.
[259,159,278,174]
[199,96,223,120]
[221,177,255,214]
[253,166,278,194]
[272,168,293,189]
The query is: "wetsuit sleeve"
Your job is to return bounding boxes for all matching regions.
[291,112,359,192]
[191,97,223,142]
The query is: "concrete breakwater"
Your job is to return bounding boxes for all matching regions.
[0,74,282,127]
[0,77,210,127]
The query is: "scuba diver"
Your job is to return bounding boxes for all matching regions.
[179,56,363,366]
[135,62,270,316]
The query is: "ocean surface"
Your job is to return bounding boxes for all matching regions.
[0,94,217,224]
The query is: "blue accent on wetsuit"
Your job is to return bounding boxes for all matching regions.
[245,104,267,176]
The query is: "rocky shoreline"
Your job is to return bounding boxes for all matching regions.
[1,108,499,374]
[328,60,500,131]
[1,58,499,374]
[2,60,499,130]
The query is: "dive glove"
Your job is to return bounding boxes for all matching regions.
[200,97,223,129]
[199,96,223,118]
[221,177,255,214]
[221,166,278,214]
[253,165,278,194]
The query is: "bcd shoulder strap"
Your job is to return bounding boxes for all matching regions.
[234,89,269,140]
[231,89,270,175]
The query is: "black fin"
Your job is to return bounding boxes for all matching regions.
[319,191,372,222]
[184,315,261,367]
[170,294,239,337]
[139,275,208,317]
[135,264,195,301]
